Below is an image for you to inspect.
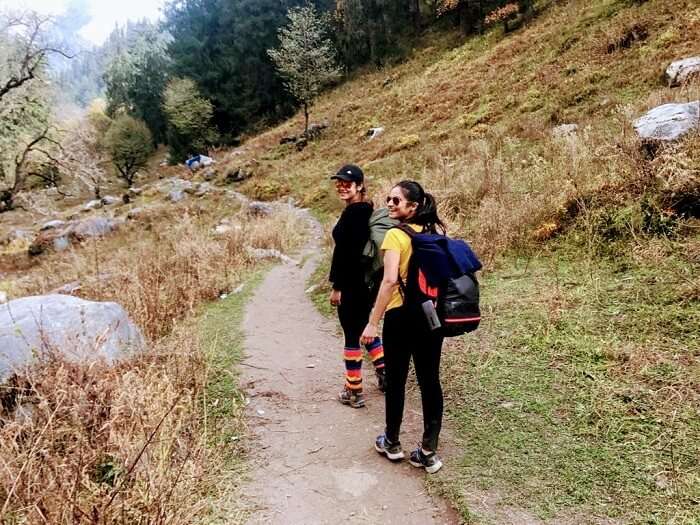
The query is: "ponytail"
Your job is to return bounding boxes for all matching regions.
[395,180,446,234]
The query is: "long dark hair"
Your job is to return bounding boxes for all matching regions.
[395,180,446,234]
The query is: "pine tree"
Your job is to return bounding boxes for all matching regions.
[268,5,341,135]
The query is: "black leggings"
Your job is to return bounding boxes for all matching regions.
[337,287,372,347]
[383,306,444,451]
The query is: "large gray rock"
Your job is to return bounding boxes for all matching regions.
[666,57,700,87]
[634,101,700,142]
[0,295,145,383]
[72,217,123,239]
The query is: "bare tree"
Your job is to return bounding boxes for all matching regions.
[58,119,111,200]
[0,10,72,212]
[0,11,73,102]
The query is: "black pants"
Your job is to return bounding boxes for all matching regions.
[337,286,372,347]
[383,306,444,451]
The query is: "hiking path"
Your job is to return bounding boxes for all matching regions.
[240,213,460,525]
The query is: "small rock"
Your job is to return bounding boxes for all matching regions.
[634,101,700,142]
[101,195,120,206]
[367,127,385,140]
[552,123,579,138]
[127,207,145,220]
[40,220,66,231]
[202,169,217,182]
[128,187,143,196]
[666,57,700,87]
[214,224,234,236]
[306,364,316,369]
[194,182,211,197]
[256,409,265,416]
[246,247,298,265]
[219,293,228,300]
[168,190,186,203]
[82,199,103,212]
[50,281,82,295]
[305,284,320,295]
[248,201,274,217]
[53,236,71,252]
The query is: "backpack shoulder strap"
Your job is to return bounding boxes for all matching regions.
[394,223,418,237]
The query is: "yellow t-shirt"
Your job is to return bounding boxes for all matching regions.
[381,223,422,311]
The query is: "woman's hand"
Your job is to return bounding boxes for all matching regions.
[361,323,378,345]
[329,289,342,306]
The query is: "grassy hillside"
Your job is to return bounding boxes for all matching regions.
[219,0,698,522]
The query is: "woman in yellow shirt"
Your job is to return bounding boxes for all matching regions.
[361,180,447,474]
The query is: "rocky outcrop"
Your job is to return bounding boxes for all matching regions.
[666,57,700,87]
[634,101,700,142]
[0,294,145,383]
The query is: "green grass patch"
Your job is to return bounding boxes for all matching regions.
[199,269,266,447]
[436,240,700,523]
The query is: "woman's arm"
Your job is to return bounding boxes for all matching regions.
[360,249,400,344]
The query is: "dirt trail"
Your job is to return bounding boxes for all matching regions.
[240,215,460,525]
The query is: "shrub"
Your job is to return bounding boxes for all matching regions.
[104,115,154,187]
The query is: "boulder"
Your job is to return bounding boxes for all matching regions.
[634,101,700,142]
[0,295,145,383]
[666,57,700,87]
[72,217,122,239]
[552,123,579,138]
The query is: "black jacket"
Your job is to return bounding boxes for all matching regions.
[329,201,373,291]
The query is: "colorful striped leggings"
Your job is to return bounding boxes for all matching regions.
[337,287,385,391]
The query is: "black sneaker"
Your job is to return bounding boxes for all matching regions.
[374,433,404,461]
[376,368,386,393]
[409,446,443,474]
[338,387,365,408]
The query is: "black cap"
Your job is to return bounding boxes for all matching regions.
[331,164,364,183]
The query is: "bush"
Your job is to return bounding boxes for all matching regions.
[104,115,154,187]
[162,78,219,164]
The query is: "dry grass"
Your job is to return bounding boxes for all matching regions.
[0,199,306,523]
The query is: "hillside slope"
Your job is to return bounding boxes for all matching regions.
[218,0,698,522]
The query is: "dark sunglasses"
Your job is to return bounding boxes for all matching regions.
[386,196,403,206]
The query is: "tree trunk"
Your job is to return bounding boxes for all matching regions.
[304,102,309,136]
[408,0,421,33]
[0,190,14,213]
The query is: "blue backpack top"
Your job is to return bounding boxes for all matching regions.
[395,225,482,336]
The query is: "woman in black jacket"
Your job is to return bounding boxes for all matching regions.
[329,164,385,409]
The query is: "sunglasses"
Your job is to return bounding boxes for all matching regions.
[334,180,354,189]
[386,196,403,206]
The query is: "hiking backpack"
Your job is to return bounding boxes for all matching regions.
[395,224,482,337]
[362,207,399,294]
